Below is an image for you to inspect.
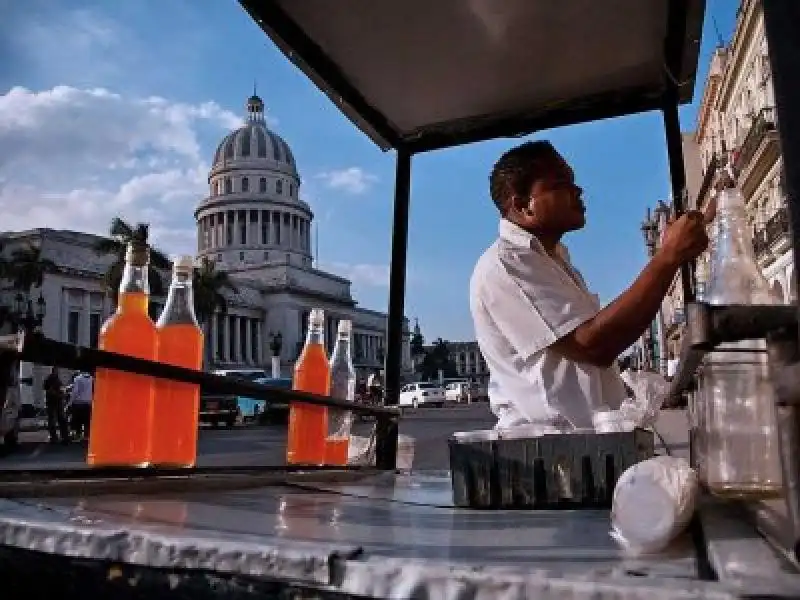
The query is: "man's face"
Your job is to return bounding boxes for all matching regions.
[520,153,585,233]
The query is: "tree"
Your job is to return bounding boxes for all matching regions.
[7,244,57,292]
[418,338,458,381]
[93,218,170,302]
[410,328,425,358]
[192,257,238,368]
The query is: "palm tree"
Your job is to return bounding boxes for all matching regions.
[8,244,57,292]
[193,257,238,368]
[93,218,171,303]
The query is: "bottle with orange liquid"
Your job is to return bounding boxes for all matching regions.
[88,241,157,467]
[326,320,355,466]
[287,308,329,465]
[152,256,203,468]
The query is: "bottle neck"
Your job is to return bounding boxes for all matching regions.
[157,271,199,327]
[331,335,352,364]
[118,264,150,314]
[305,324,325,347]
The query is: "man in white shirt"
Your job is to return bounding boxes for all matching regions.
[470,141,711,429]
[69,371,93,440]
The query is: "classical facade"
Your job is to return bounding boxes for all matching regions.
[652,0,790,362]
[0,94,413,384]
[448,341,489,384]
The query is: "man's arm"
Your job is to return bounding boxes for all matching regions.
[553,210,710,368]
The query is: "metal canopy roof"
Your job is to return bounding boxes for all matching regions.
[239,0,705,153]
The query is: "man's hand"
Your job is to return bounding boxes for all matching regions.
[657,210,711,268]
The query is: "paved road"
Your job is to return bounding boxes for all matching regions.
[1,404,689,470]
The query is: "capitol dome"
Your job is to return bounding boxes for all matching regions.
[211,95,297,175]
[196,93,312,271]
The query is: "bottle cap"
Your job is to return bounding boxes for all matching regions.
[337,319,352,334]
[173,255,195,272]
[309,308,325,326]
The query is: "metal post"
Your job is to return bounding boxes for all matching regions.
[661,99,695,305]
[763,0,800,319]
[384,148,412,407]
[762,0,800,564]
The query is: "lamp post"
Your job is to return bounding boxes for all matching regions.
[7,291,46,335]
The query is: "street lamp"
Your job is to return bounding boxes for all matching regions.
[640,202,671,375]
[7,291,46,335]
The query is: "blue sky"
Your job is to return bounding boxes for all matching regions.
[0,0,738,342]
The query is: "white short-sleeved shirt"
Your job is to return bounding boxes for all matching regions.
[469,219,627,429]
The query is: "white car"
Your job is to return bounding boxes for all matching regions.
[445,381,474,404]
[399,382,445,409]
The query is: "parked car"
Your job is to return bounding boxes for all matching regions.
[200,369,270,428]
[444,381,474,404]
[398,382,445,409]
[237,377,292,424]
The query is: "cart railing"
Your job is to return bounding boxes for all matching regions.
[0,332,399,472]
[668,301,800,564]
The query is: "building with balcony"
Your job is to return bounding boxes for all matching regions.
[651,0,792,362]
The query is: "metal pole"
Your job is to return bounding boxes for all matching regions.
[763,0,800,563]
[384,148,412,407]
[661,99,695,305]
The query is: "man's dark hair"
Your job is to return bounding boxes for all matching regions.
[489,140,558,216]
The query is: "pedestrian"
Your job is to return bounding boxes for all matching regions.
[366,369,383,405]
[69,371,93,441]
[43,367,70,444]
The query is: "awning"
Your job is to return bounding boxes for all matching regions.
[239,0,705,153]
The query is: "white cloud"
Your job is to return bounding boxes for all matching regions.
[0,86,241,255]
[321,262,389,287]
[315,167,378,195]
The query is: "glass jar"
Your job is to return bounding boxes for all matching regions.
[701,185,783,499]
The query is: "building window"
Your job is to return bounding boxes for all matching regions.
[226,210,234,244]
[259,177,267,193]
[289,183,294,197]
[276,180,283,195]
[89,313,102,349]
[67,311,81,345]
[261,221,269,245]
[242,177,249,192]
[239,251,245,261]
[263,251,269,261]
[217,253,222,262]
[224,178,232,194]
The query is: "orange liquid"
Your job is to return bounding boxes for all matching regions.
[152,323,203,467]
[324,438,349,466]
[88,292,157,467]
[287,342,329,465]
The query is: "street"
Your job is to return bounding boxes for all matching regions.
[1,404,689,470]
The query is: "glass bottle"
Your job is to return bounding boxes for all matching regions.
[152,256,203,467]
[287,309,329,465]
[701,184,783,498]
[88,241,157,467]
[326,320,355,465]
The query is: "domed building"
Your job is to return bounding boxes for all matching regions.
[0,94,412,387]
[191,93,412,376]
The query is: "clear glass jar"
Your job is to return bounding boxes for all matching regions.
[701,185,783,499]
